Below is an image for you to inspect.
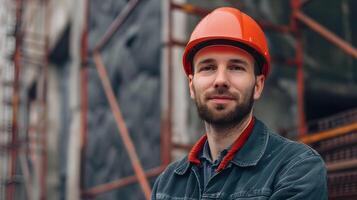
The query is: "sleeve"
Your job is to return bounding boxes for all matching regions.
[270,154,328,200]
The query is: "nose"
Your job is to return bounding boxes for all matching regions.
[213,66,229,89]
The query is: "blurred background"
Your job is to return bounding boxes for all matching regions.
[0,0,357,199]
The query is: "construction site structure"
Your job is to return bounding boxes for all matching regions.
[0,0,50,199]
[300,108,357,200]
[0,0,357,200]
[81,0,357,199]
[0,0,17,198]
[0,0,72,199]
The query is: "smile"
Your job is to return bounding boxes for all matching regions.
[208,96,235,104]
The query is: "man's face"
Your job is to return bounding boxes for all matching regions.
[188,45,265,127]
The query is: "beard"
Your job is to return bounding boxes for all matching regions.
[194,86,255,128]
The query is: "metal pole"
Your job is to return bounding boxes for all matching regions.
[296,34,306,136]
[161,0,174,167]
[39,0,50,199]
[300,122,357,144]
[295,11,357,60]
[93,0,140,52]
[80,0,89,194]
[82,166,165,198]
[7,0,23,199]
[7,34,20,200]
[92,51,152,200]
[291,0,307,137]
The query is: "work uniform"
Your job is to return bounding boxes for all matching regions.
[151,118,328,200]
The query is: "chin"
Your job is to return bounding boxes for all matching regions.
[209,109,235,118]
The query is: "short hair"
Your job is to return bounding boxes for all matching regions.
[254,61,262,76]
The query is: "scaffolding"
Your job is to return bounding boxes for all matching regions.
[80,0,357,199]
[0,0,51,199]
[1,0,357,199]
[80,0,157,199]
[300,108,357,199]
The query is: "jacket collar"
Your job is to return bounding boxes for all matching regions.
[230,119,269,167]
[174,119,269,175]
[174,156,191,175]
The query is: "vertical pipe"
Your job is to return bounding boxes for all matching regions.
[7,33,20,200]
[161,0,173,167]
[7,0,23,199]
[80,0,89,194]
[296,34,306,136]
[40,0,50,199]
[291,0,307,137]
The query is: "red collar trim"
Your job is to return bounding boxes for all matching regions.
[188,117,256,172]
[187,134,207,165]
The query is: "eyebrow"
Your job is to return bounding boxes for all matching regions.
[196,58,215,66]
[196,58,249,65]
[228,59,249,66]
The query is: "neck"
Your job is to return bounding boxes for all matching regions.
[205,112,253,161]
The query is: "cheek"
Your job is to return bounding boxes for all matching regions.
[230,78,248,90]
[230,77,255,95]
[193,76,214,90]
[191,78,210,100]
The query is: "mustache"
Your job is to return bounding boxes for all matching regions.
[205,88,237,100]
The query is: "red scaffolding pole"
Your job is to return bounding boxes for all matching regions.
[80,1,156,199]
[92,51,152,199]
[294,10,357,60]
[291,0,307,137]
[39,0,50,199]
[6,0,23,199]
[3,0,51,199]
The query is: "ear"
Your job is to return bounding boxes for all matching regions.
[253,75,265,100]
[188,74,195,99]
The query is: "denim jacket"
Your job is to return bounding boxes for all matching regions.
[151,119,328,200]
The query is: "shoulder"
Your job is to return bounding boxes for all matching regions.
[265,133,328,198]
[266,131,326,177]
[254,119,321,161]
[260,130,328,198]
[269,130,322,159]
[154,156,189,185]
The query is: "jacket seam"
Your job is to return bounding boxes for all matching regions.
[278,154,321,183]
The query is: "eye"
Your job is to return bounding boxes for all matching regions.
[229,65,245,71]
[199,65,215,72]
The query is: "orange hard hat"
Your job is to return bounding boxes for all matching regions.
[182,7,271,77]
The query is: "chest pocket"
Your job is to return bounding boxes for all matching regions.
[156,193,198,200]
[201,192,224,199]
[229,189,272,200]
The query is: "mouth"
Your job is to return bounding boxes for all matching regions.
[207,95,235,104]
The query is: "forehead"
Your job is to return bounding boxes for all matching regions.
[193,45,254,65]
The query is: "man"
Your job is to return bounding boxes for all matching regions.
[152,7,327,200]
